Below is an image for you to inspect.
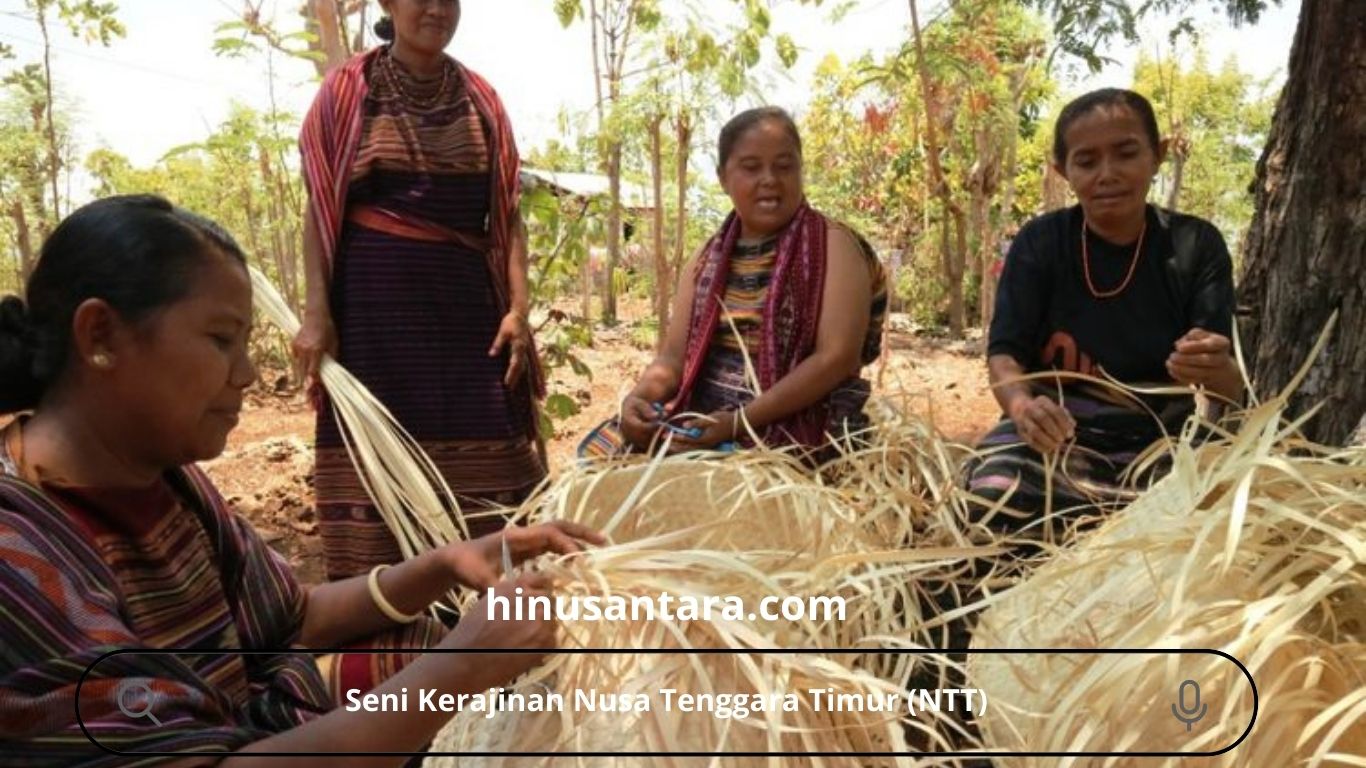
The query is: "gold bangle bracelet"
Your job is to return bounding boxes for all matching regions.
[367,564,423,624]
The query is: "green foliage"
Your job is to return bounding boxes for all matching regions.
[629,316,660,350]
[87,103,306,317]
[49,0,126,46]
[555,0,584,27]
[895,258,949,328]
[523,183,602,298]
[803,1,1052,327]
[544,393,580,421]
[1024,0,1280,72]
[522,179,603,428]
[0,0,124,288]
[535,310,596,437]
[0,65,76,286]
[1132,48,1274,245]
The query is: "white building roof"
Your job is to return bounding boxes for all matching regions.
[521,167,654,210]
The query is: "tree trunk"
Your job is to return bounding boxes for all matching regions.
[240,186,265,280]
[308,0,348,74]
[1165,133,1190,211]
[36,4,61,224]
[673,108,692,274]
[949,206,968,335]
[580,244,593,320]
[604,142,622,326]
[988,66,1030,332]
[972,188,992,330]
[589,0,605,124]
[908,0,966,336]
[1042,163,1069,211]
[1238,0,1366,446]
[22,161,49,246]
[648,113,669,346]
[259,146,301,315]
[968,120,997,330]
[8,199,36,282]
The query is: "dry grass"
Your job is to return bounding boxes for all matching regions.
[249,271,1363,765]
[970,391,1366,767]
[425,404,1041,767]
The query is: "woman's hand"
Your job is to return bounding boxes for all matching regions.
[438,571,557,689]
[1167,328,1238,390]
[490,311,532,389]
[620,394,664,449]
[668,409,739,453]
[1008,395,1076,454]
[441,521,605,591]
[292,311,337,383]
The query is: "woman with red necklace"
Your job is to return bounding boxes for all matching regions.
[967,88,1243,533]
[294,0,546,582]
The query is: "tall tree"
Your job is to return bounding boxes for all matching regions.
[898,0,1047,333]
[88,105,308,316]
[555,0,821,326]
[221,1,369,77]
[0,67,54,281]
[8,0,123,230]
[1132,48,1273,241]
[638,5,805,341]
[554,0,663,326]
[906,0,968,333]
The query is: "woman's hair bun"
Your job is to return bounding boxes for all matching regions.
[0,295,42,413]
[0,295,30,335]
[374,15,395,42]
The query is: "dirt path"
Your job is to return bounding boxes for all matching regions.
[210,319,1001,585]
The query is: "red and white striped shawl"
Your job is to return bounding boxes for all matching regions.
[299,48,545,398]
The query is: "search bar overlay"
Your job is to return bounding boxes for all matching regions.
[79,648,1256,759]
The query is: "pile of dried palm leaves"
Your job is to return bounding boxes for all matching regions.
[248,272,1364,766]
[969,386,1366,765]
[428,399,1004,766]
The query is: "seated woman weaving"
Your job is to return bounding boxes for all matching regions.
[0,195,601,765]
[967,88,1242,527]
[582,107,886,460]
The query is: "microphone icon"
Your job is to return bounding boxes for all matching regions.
[1172,679,1208,731]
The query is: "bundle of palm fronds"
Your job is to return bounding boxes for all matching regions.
[969,389,1366,765]
[250,267,471,555]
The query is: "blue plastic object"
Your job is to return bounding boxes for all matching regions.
[662,423,705,439]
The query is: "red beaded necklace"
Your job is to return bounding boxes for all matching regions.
[1081,217,1147,299]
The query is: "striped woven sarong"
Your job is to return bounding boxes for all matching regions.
[964,387,1192,540]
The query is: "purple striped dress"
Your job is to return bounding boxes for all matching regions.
[314,53,545,580]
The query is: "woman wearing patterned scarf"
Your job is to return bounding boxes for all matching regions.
[0,195,601,763]
[583,107,887,461]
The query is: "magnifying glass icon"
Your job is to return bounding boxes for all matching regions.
[115,680,163,727]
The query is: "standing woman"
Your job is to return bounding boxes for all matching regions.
[294,0,545,580]
[967,88,1242,526]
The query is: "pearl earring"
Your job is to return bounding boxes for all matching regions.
[91,352,112,368]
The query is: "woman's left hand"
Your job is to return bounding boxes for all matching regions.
[441,521,606,590]
[668,409,739,453]
[490,311,532,389]
[1167,328,1237,388]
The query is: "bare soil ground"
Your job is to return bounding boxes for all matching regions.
[206,312,1000,586]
